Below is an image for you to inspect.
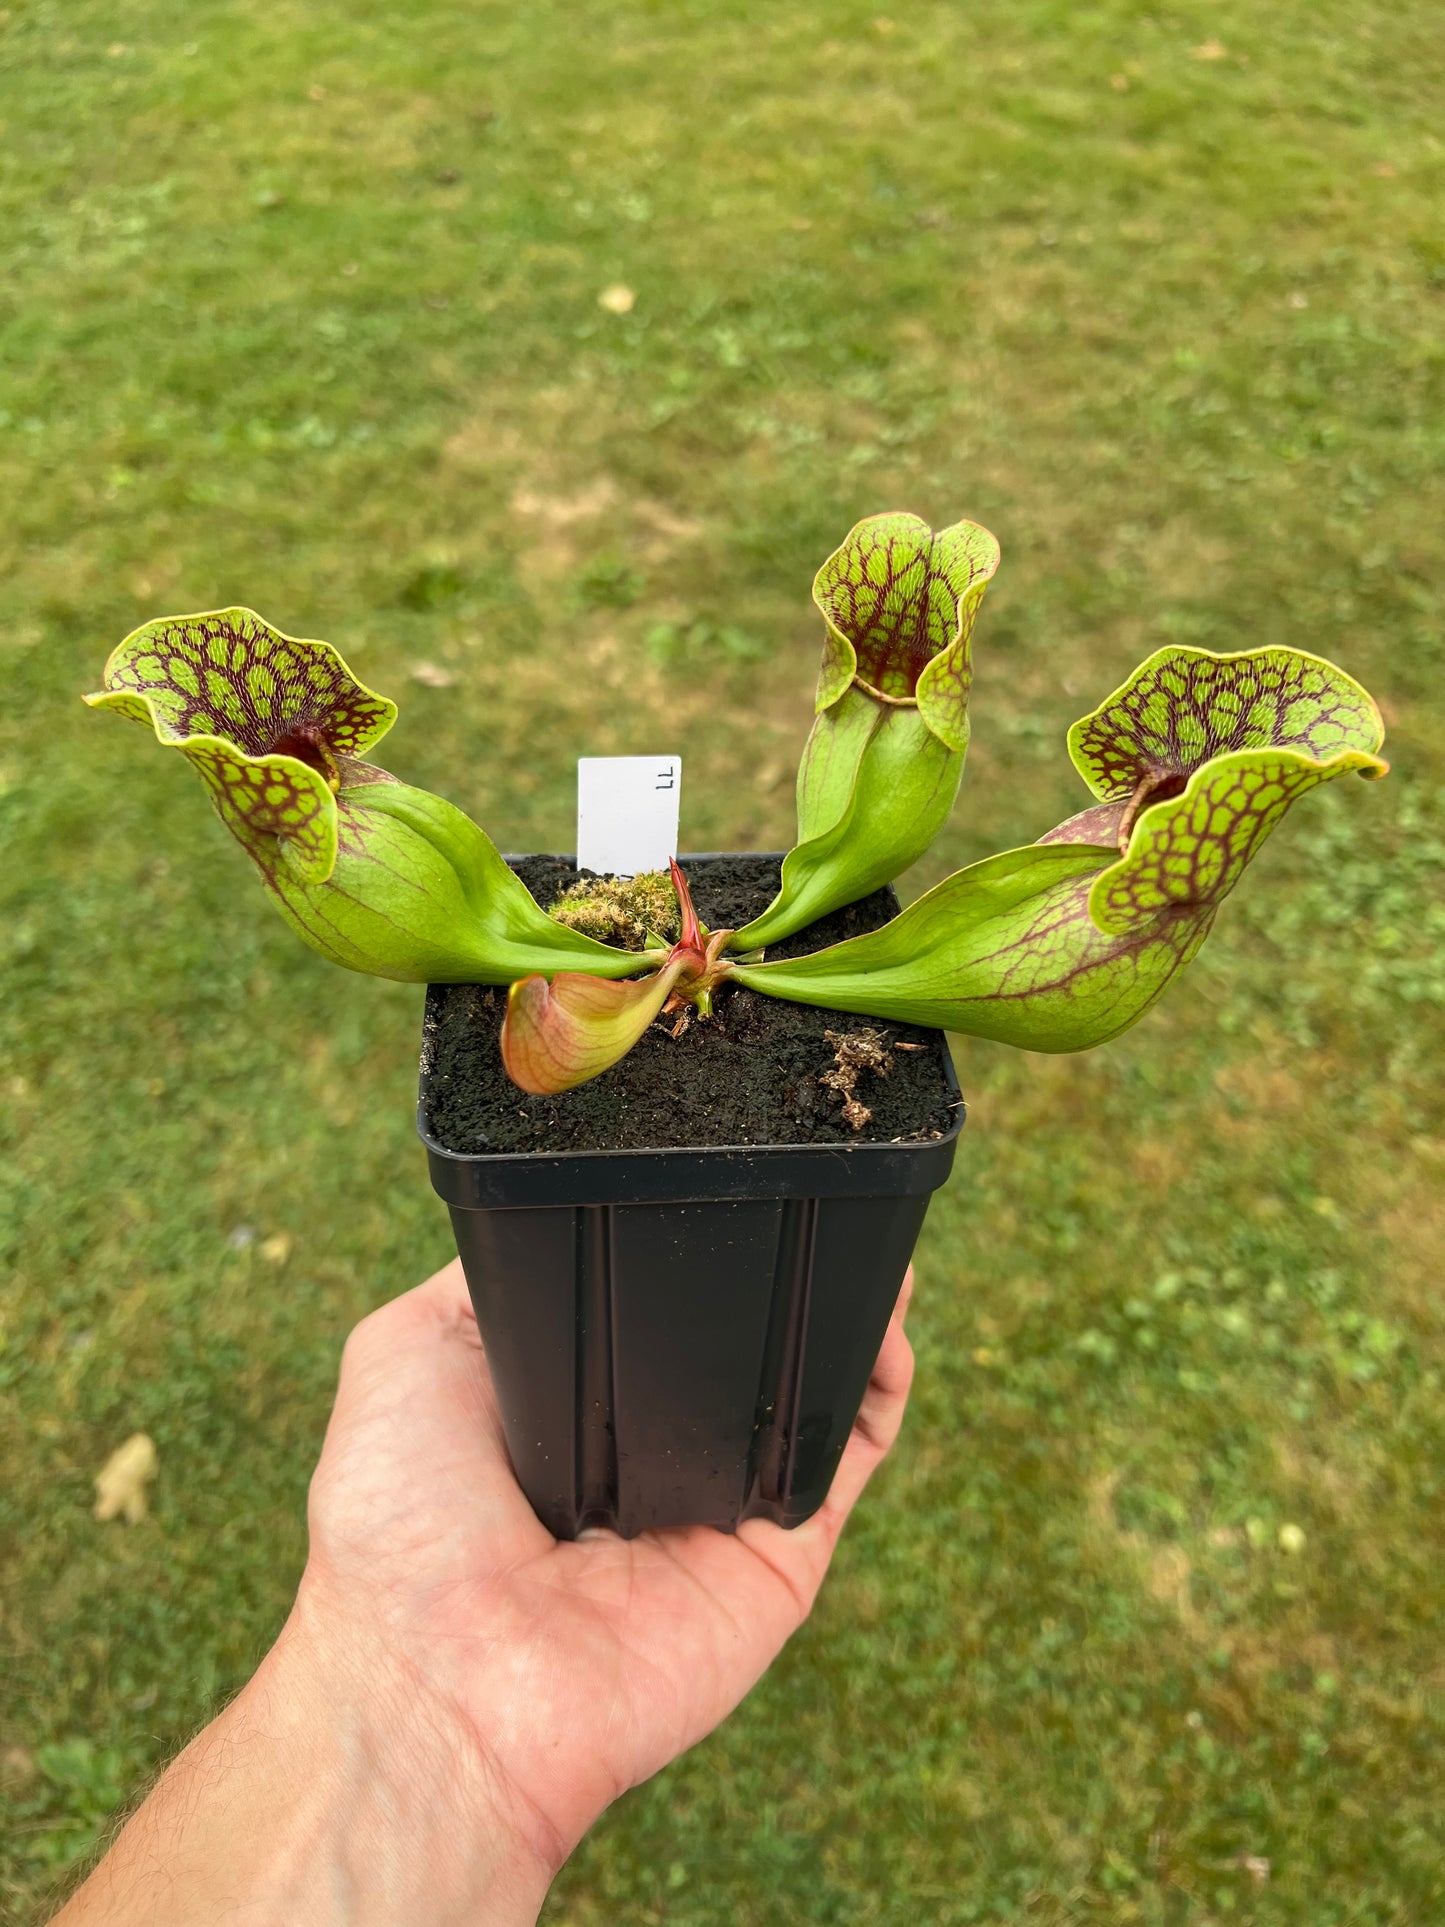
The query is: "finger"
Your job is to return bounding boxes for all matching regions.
[851,1265,915,1455]
[333,1258,504,1436]
[340,1255,478,1376]
[801,1269,916,1542]
[316,1259,541,1539]
[738,1267,917,1600]
[325,1259,491,1427]
[895,1261,916,1327]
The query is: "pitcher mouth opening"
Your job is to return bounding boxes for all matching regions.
[1118,767,1189,848]
[851,676,920,708]
[269,724,340,789]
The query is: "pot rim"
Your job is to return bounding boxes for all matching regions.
[419,853,964,1208]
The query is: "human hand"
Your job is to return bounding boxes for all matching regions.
[300,1256,915,1871]
[53,1257,913,1927]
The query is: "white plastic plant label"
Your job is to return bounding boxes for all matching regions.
[576,755,682,876]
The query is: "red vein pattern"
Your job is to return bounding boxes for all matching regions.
[1070,647,1384,801]
[89,608,397,887]
[96,608,395,760]
[1090,749,1381,934]
[812,513,999,736]
[956,865,1216,1044]
[186,739,335,880]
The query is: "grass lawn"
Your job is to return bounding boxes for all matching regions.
[2,0,1443,1919]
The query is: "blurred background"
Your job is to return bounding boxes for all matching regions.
[2,2,1441,1920]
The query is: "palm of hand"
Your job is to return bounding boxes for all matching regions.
[301,1259,912,1863]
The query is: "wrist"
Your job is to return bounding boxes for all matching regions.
[240,1587,565,1925]
[55,1588,560,1927]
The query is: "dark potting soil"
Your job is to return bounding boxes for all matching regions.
[421,854,959,1153]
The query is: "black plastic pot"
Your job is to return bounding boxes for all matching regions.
[418,861,964,1540]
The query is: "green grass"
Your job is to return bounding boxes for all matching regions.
[2,0,1442,1919]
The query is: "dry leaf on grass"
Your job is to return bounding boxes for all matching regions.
[1189,39,1228,60]
[409,662,457,688]
[260,1231,294,1264]
[93,1433,158,1524]
[597,284,636,315]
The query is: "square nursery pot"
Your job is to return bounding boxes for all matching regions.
[418,856,964,1540]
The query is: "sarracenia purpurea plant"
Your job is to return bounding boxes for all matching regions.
[87,511,1389,1099]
